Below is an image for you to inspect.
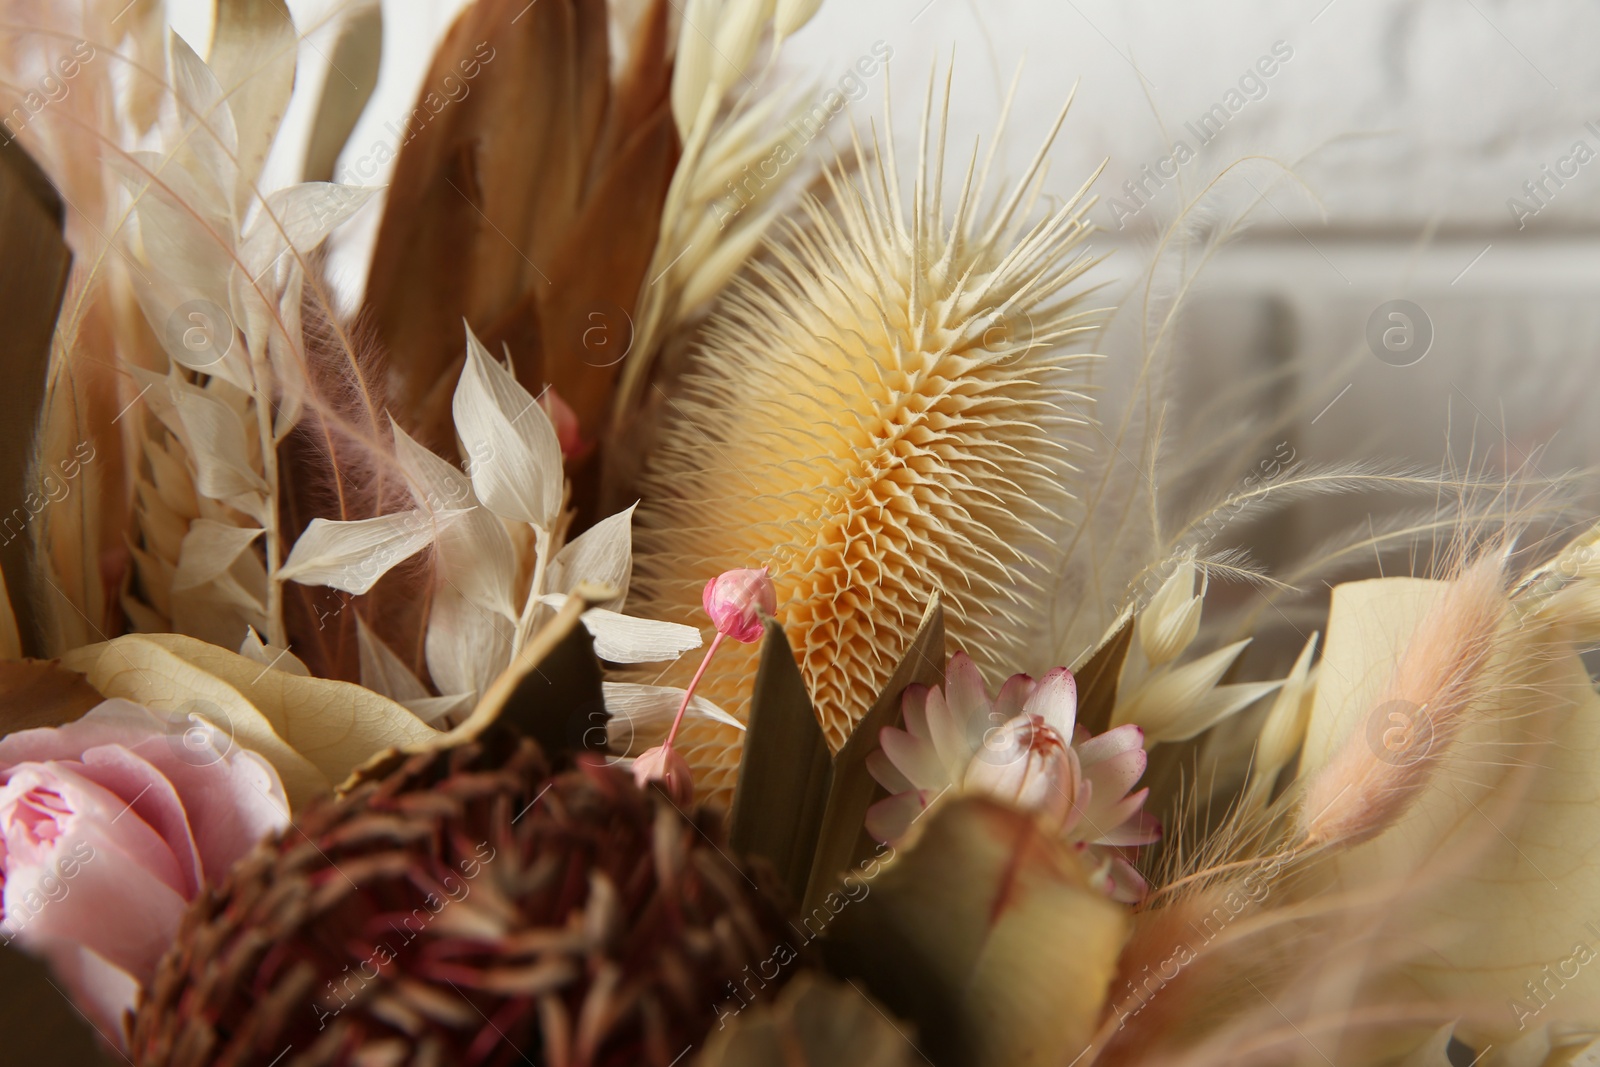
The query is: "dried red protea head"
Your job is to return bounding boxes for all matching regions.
[129,730,803,1066]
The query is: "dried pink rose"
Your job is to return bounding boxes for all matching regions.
[0,699,289,1044]
[701,567,776,644]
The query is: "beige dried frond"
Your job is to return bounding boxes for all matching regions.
[123,385,270,648]
[629,70,1105,773]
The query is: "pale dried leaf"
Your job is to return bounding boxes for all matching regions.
[452,327,562,527]
[169,381,268,505]
[709,0,772,97]
[1181,679,1283,741]
[828,798,1128,1067]
[1306,578,1600,1040]
[773,0,822,38]
[538,595,701,662]
[426,586,513,702]
[237,627,310,676]
[167,31,238,218]
[1302,579,1438,775]
[1111,639,1257,743]
[393,421,517,618]
[172,518,262,591]
[209,0,296,205]
[601,681,743,755]
[670,0,717,134]
[356,615,429,702]
[694,972,917,1067]
[59,635,328,806]
[550,502,635,608]
[301,1,383,183]
[240,182,376,281]
[400,694,473,725]
[65,633,439,805]
[144,435,199,517]
[580,607,702,662]
[279,510,454,595]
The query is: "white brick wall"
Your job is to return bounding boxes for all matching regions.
[779,1,1600,486]
[211,0,1598,483]
[785,0,1600,234]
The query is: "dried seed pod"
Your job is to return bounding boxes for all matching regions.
[130,729,802,1066]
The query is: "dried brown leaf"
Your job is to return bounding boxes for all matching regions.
[0,659,103,734]
[364,0,676,466]
[0,137,71,657]
[729,617,831,905]
[824,797,1129,1067]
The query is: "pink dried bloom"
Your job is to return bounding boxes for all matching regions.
[0,699,289,1043]
[636,567,778,800]
[630,744,694,805]
[866,652,1160,902]
[701,567,776,644]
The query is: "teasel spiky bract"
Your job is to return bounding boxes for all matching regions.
[626,70,1108,797]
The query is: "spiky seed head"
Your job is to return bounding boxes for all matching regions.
[629,75,1104,787]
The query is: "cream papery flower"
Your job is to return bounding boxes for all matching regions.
[866,652,1160,903]
[1111,560,1284,744]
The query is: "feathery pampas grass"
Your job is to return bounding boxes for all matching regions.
[628,71,1107,797]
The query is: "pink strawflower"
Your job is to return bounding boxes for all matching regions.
[0,699,289,1044]
[701,567,776,644]
[866,652,1160,903]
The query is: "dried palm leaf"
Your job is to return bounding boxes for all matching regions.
[363,0,676,472]
[0,136,71,656]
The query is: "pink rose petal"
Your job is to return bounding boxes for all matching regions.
[27,936,140,1046]
[0,765,189,979]
[0,699,290,1050]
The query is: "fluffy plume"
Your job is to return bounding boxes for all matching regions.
[629,70,1105,779]
[1296,550,1508,848]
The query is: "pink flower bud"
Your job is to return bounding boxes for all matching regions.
[631,745,694,804]
[539,386,585,459]
[702,567,776,643]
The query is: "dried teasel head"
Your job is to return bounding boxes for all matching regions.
[627,70,1105,792]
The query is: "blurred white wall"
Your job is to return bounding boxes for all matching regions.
[183,0,1600,482]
